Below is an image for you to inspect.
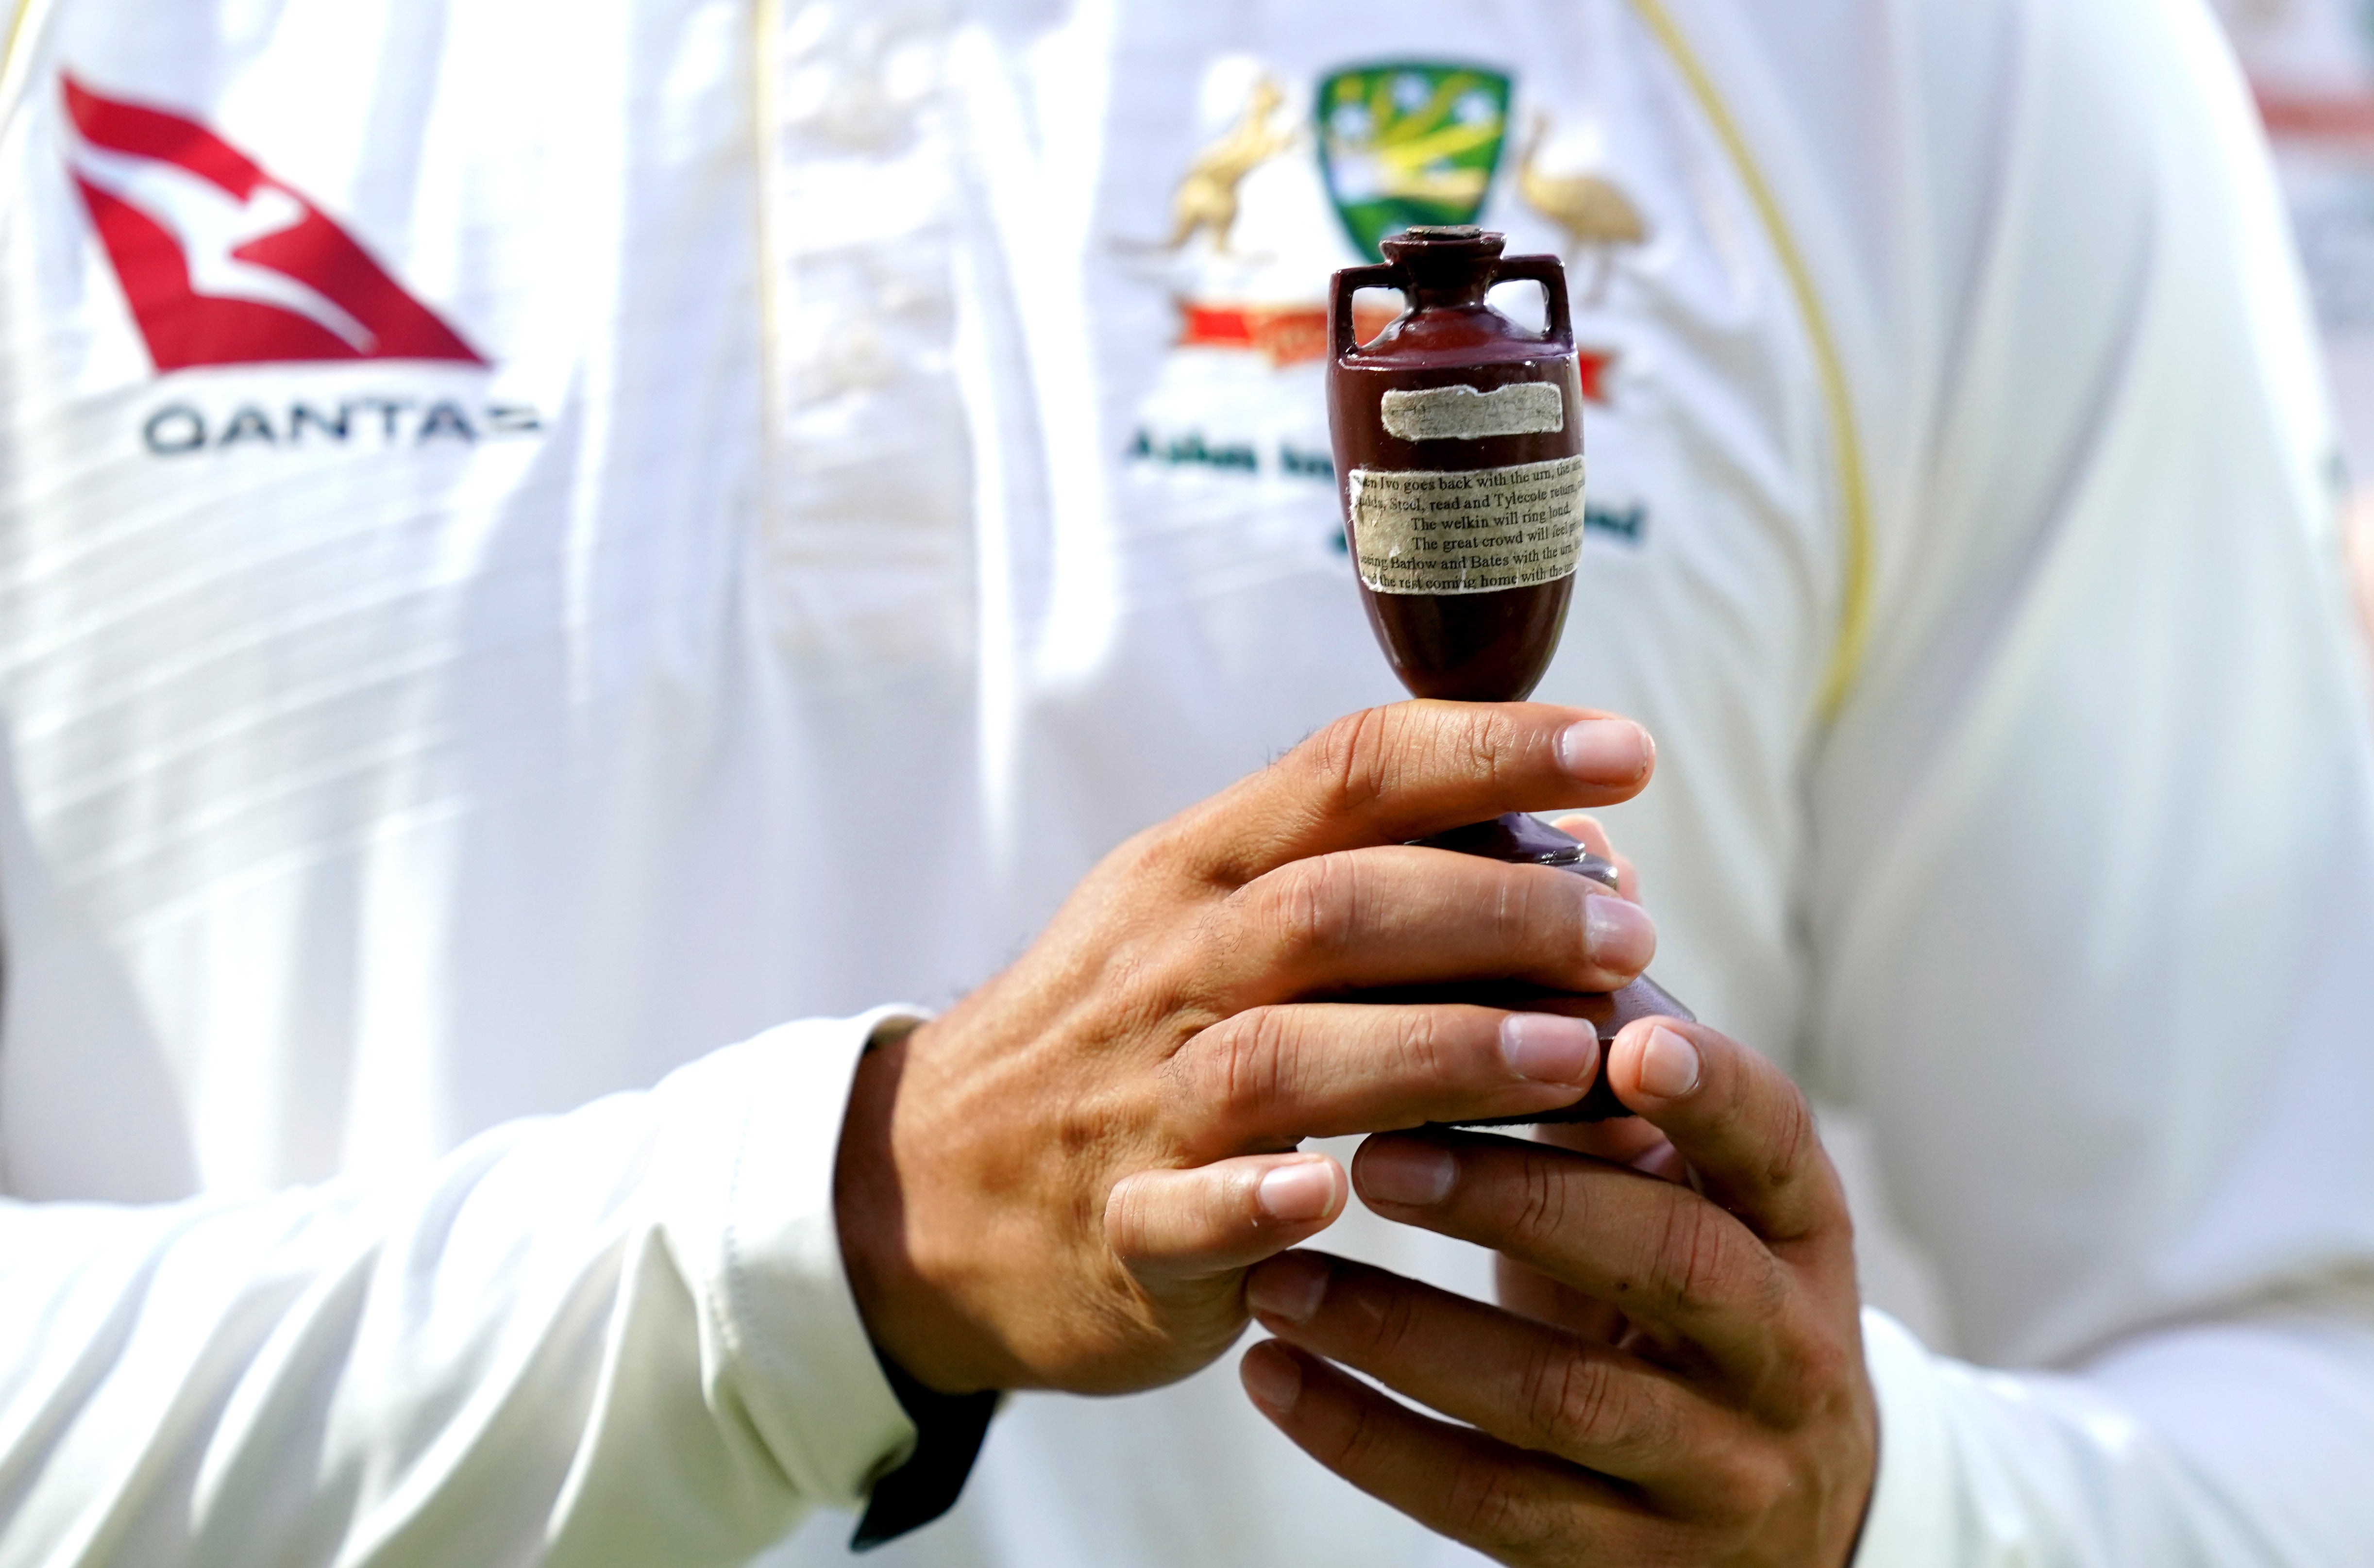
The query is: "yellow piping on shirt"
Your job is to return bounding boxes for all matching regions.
[1624,0,1875,721]
[2,0,36,110]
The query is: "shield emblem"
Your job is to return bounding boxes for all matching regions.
[1315,63,1514,262]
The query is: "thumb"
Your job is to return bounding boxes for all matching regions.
[1104,1153,1347,1287]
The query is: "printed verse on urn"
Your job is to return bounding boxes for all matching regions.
[1348,455,1586,595]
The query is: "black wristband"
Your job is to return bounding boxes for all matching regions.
[850,1347,999,1551]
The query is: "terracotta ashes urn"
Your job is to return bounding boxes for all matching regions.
[1326,226,1691,1123]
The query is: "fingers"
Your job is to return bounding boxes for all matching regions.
[1240,1340,1644,1561]
[1497,1252,1633,1344]
[1167,1004,1604,1149]
[1350,1131,1790,1381]
[1216,844,1656,1005]
[1182,702,1654,884]
[1104,1153,1347,1285]
[1605,1018,1845,1248]
[1532,1113,1678,1171]
[1245,1251,1740,1501]
[1512,1122,1684,1347]
[1549,813,1639,901]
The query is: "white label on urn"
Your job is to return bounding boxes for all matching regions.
[1379,381,1566,441]
[1349,455,1586,595]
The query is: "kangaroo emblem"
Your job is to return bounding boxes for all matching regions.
[1517,111,1649,305]
[1154,75,1296,255]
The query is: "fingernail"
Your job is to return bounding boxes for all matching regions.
[1257,1161,1339,1223]
[1557,719,1650,783]
[1583,892,1656,972]
[1636,1025,1701,1099]
[1246,1251,1330,1323]
[1356,1139,1457,1207]
[1242,1341,1303,1416]
[1499,1013,1600,1084]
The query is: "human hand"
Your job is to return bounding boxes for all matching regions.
[1546,812,1637,901]
[832,701,1659,1396]
[1239,1017,1875,1567]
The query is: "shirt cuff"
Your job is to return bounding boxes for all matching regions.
[1850,1306,1958,1567]
[655,1006,931,1513]
[850,1348,1000,1549]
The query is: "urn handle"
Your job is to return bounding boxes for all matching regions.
[1491,253,1575,351]
[1329,263,1402,362]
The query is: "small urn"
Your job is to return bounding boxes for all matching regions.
[1327,226,1691,1124]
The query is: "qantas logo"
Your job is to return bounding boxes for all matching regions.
[62,74,485,370]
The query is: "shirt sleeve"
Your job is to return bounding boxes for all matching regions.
[1855,1302,2374,1567]
[1694,0,2374,1559]
[0,1008,925,1567]
[1805,0,2374,1362]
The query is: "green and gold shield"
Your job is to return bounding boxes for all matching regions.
[1314,62,1513,261]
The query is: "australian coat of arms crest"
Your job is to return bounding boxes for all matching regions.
[1314,63,1512,259]
[1119,57,1647,511]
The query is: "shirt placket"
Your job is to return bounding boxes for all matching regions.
[754,0,976,670]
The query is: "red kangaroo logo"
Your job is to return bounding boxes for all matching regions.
[61,74,484,370]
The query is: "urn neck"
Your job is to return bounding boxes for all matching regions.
[1379,225,1504,309]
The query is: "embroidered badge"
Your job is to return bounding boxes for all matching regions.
[1516,111,1650,307]
[1314,63,1512,262]
[1149,73,1298,258]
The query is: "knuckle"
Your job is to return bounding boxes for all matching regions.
[1807,1324,1862,1392]
[1387,1007,1455,1089]
[1659,1200,1760,1315]
[1444,1451,1550,1553]
[1511,866,1594,967]
[1449,708,1517,788]
[1772,1323,1860,1418]
[1109,817,1222,903]
[1359,1274,1426,1361]
[1326,1389,1397,1478]
[1302,706,1402,817]
[1119,820,1185,879]
[1246,853,1364,965]
[1540,1353,1684,1466]
[1720,1449,1794,1523]
[1057,1083,1132,1161]
[1187,1010,1297,1124]
[1504,1153,1575,1251]
[1491,862,1548,945]
[1100,1176,1155,1261]
[1527,1348,1622,1452]
[1758,1084,1819,1208]
[1296,704,1527,821]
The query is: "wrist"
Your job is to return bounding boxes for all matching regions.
[833,1020,1010,1395]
